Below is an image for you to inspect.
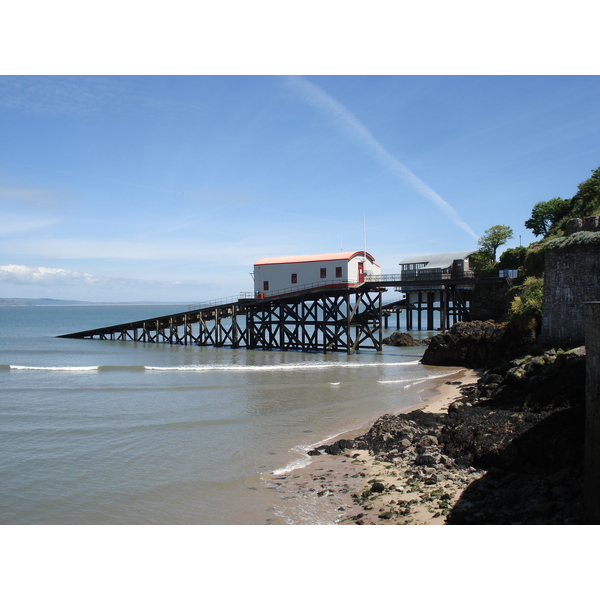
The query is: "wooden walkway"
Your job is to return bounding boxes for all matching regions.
[58,273,519,352]
[59,285,385,354]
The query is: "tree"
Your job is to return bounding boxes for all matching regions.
[470,251,495,276]
[527,167,600,238]
[497,246,526,270]
[477,225,514,264]
[524,197,569,237]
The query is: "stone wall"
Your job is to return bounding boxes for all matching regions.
[540,225,600,346]
[565,216,600,236]
[584,302,600,524]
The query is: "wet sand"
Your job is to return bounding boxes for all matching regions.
[263,367,483,525]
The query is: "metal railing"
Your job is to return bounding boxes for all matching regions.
[365,270,476,283]
[186,267,509,312]
[260,279,360,299]
[187,293,254,312]
[185,281,363,312]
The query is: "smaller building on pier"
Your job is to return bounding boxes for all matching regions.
[253,251,380,297]
[399,250,476,288]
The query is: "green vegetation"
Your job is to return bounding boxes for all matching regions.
[524,167,600,238]
[477,225,514,264]
[510,276,544,330]
[521,242,547,278]
[473,166,600,330]
[496,246,527,270]
[524,197,571,237]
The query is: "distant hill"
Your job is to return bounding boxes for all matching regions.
[0,298,191,307]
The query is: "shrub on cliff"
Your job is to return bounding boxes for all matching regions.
[521,241,547,278]
[496,246,527,271]
[510,276,543,331]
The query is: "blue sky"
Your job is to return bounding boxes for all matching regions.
[1,74,599,302]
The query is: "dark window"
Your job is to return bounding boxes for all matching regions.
[291,273,297,284]
[320,268,326,279]
[263,281,269,291]
[335,267,342,278]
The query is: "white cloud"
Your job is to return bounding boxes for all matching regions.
[0,264,185,289]
[0,264,99,286]
[286,76,479,241]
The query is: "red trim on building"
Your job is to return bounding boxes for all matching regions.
[254,251,378,267]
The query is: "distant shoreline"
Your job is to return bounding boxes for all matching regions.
[0,298,192,307]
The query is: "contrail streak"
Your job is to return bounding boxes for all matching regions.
[286,76,479,241]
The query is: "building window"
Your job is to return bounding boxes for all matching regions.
[263,281,269,291]
[320,268,326,279]
[335,267,342,278]
[291,273,297,284]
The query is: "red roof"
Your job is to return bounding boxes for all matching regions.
[254,251,377,266]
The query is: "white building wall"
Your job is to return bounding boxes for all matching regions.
[253,252,380,296]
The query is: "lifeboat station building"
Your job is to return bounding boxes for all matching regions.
[253,251,381,297]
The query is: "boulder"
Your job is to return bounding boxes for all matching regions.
[421,320,537,368]
[383,332,429,347]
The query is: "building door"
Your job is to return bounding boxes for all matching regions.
[358,262,364,283]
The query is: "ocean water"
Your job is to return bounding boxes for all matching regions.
[0,305,461,524]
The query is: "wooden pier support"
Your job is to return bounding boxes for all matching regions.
[246,288,382,354]
[58,288,384,355]
[403,286,473,331]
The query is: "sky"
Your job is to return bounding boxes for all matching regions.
[1,74,599,302]
[1,2,597,588]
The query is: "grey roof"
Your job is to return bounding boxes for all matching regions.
[399,251,477,270]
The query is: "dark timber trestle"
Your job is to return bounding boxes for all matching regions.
[246,288,382,353]
[58,287,384,354]
[403,285,474,331]
[58,274,519,349]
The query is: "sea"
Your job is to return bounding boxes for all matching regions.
[0,304,463,525]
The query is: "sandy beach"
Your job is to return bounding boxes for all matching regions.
[264,367,484,525]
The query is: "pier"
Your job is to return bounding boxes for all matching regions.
[59,284,385,354]
[59,270,518,354]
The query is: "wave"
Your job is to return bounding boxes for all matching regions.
[2,360,419,373]
[6,365,99,372]
[4,364,148,372]
[144,360,416,373]
[377,369,462,386]
[270,424,365,476]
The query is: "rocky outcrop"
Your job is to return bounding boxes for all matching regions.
[443,347,585,524]
[421,320,537,368]
[315,345,586,524]
[382,332,429,347]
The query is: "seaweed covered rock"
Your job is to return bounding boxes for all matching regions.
[421,320,537,368]
[441,347,585,468]
[442,346,586,524]
[315,342,586,524]
[316,410,443,460]
[382,332,429,347]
